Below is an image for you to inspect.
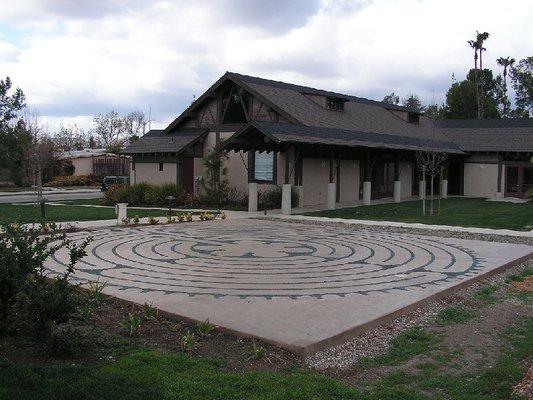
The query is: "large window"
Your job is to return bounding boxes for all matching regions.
[254,151,274,182]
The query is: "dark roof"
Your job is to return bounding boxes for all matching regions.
[122,128,208,154]
[224,121,463,154]
[438,118,533,129]
[230,72,417,113]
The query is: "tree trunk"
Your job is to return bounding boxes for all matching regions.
[430,174,434,216]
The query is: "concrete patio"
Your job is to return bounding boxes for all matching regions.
[45,219,533,355]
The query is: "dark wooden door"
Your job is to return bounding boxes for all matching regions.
[505,164,533,198]
[178,158,194,194]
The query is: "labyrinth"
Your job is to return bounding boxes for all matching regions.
[45,219,533,354]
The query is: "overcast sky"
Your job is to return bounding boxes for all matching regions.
[1,0,532,132]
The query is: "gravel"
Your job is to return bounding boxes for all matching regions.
[305,259,531,370]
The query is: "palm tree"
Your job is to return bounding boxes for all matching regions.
[497,56,515,116]
[476,32,490,118]
[468,35,481,118]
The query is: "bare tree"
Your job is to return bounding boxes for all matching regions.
[53,124,87,151]
[123,110,147,142]
[416,124,448,216]
[92,111,126,153]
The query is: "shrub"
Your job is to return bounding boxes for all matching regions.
[103,183,187,207]
[527,187,533,200]
[200,149,230,207]
[197,319,214,337]
[46,323,91,357]
[44,174,100,187]
[259,185,300,209]
[0,222,91,336]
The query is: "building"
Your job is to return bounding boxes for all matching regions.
[61,148,131,177]
[122,72,533,210]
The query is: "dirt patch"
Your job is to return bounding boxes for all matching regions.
[510,275,533,293]
[0,297,300,373]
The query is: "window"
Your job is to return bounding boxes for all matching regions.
[326,96,345,112]
[254,151,274,182]
[159,162,164,171]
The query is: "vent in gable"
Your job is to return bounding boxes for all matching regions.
[326,96,345,112]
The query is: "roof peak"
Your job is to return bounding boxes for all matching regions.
[225,71,418,113]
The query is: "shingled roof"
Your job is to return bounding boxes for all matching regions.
[122,128,208,155]
[439,119,533,152]
[222,121,462,153]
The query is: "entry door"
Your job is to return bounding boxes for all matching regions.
[505,165,533,198]
[178,158,195,194]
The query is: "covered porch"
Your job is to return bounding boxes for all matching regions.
[220,121,463,214]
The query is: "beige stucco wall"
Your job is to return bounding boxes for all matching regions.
[134,162,177,185]
[71,157,93,176]
[339,159,359,203]
[463,163,498,198]
[400,161,413,198]
[301,158,330,206]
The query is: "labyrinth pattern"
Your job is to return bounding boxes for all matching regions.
[45,221,487,299]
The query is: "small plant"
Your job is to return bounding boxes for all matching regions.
[121,313,142,336]
[249,340,266,360]
[121,217,131,225]
[181,330,196,351]
[141,302,158,321]
[177,213,185,222]
[46,323,90,357]
[186,213,193,222]
[221,212,227,220]
[87,280,107,307]
[197,319,215,337]
[475,284,499,304]
[132,215,140,225]
[148,216,159,225]
[166,213,173,223]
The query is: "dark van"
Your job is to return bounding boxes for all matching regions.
[101,176,129,192]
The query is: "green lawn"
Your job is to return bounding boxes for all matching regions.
[0,203,169,224]
[302,198,533,231]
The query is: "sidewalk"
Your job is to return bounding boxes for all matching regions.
[263,214,533,238]
[0,187,101,197]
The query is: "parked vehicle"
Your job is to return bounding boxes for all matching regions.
[101,176,129,191]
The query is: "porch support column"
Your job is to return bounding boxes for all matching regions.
[363,150,371,205]
[282,184,292,214]
[326,150,336,209]
[496,153,503,198]
[440,166,448,199]
[248,182,258,213]
[393,154,401,203]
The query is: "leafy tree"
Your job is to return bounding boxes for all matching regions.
[402,94,425,112]
[443,69,499,119]
[424,103,445,119]
[200,149,229,206]
[0,77,25,131]
[510,57,533,117]
[123,111,147,142]
[53,124,87,151]
[382,92,400,105]
[496,56,515,117]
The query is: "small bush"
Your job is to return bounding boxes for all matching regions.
[181,330,196,351]
[249,340,266,360]
[121,313,142,336]
[46,323,91,357]
[259,185,300,209]
[141,302,158,321]
[44,174,100,187]
[0,222,91,336]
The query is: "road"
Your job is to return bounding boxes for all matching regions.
[0,189,103,204]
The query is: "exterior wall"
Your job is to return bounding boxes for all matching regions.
[339,159,359,203]
[134,162,177,185]
[71,157,93,176]
[400,161,413,198]
[463,163,499,198]
[301,158,330,206]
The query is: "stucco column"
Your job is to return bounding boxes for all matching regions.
[326,182,336,210]
[281,184,292,214]
[248,182,258,213]
[419,180,426,200]
[363,181,371,205]
[394,180,401,203]
[116,203,128,225]
[441,179,448,199]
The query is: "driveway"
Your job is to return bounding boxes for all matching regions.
[45,219,533,355]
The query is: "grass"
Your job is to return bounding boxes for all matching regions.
[435,306,476,326]
[506,267,533,283]
[0,203,169,224]
[3,319,530,399]
[302,197,533,231]
[359,327,436,366]
[474,285,500,304]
